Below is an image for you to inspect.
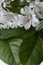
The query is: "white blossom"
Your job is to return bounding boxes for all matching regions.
[26,0,30,2]
[0,0,4,5]
[0,0,43,30]
[20,6,39,29]
[0,6,18,29]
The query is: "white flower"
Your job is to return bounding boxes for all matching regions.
[17,14,39,30]
[31,13,39,27]
[35,0,40,2]
[17,14,31,27]
[7,21,18,28]
[0,0,4,6]
[26,0,30,2]
[3,0,11,8]
[32,1,43,19]
[0,10,13,23]
[0,0,42,30]
[19,6,39,30]
[0,7,18,29]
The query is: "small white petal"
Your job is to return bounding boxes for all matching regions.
[20,0,24,2]
[12,21,18,28]
[24,20,31,30]
[29,3,35,8]
[17,15,24,27]
[20,8,24,14]
[0,0,4,6]
[35,0,40,2]
[11,0,14,1]
[40,61,43,65]
[26,0,30,2]
[2,24,9,29]
[3,3,6,7]
[32,16,39,27]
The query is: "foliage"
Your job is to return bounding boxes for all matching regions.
[0,0,43,65]
[0,27,43,65]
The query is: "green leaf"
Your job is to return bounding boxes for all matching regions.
[0,28,28,39]
[0,27,36,39]
[19,30,38,65]
[26,40,43,65]
[38,29,43,41]
[0,27,38,65]
[19,34,43,65]
[38,29,43,60]
[0,38,22,65]
[40,0,43,2]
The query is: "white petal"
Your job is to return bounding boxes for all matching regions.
[24,20,31,30]
[17,15,24,27]
[7,19,18,28]
[12,21,18,28]
[0,25,3,28]
[35,0,40,2]
[0,0,4,6]
[39,2,43,16]
[20,0,24,2]
[29,3,35,8]
[2,24,9,29]
[32,16,39,27]
[20,8,25,14]
[26,0,30,2]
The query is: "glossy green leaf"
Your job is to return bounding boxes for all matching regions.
[0,28,28,39]
[38,29,43,41]
[19,33,43,65]
[19,30,38,65]
[0,38,22,65]
[0,27,43,65]
[26,40,43,65]
[0,27,36,39]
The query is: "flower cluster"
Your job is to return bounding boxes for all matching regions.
[0,0,43,30]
